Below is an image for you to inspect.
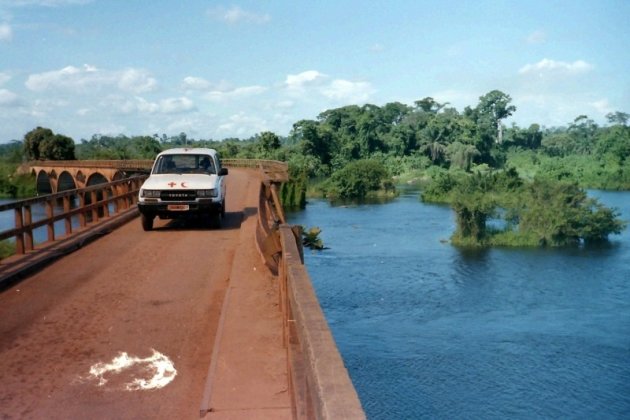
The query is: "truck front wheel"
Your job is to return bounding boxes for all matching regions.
[141,213,154,231]
[212,212,222,229]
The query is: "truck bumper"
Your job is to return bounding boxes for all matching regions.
[138,200,223,219]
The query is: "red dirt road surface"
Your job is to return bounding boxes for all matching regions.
[0,169,291,419]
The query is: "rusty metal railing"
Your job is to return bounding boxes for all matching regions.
[0,176,146,259]
[254,169,365,419]
[27,160,154,170]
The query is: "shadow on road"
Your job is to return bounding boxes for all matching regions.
[154,210,249,232]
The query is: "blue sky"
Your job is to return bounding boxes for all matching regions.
[0,0,628,143]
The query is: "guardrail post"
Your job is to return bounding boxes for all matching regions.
[91,190,98,223]
[103,187,110,218]
[129,180,137,206]
[78,193,87,227]
[46,199,55,242]
[63,195,72,235]
[24,205,33,252]
[119,184,127,210]
[14,207,25,255]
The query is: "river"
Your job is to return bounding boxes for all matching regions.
[0,197,99,246]
[287,188,630,419]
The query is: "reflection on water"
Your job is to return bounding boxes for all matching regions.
[288,189,630,419]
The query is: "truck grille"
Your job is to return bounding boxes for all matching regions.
[160,190,197,201]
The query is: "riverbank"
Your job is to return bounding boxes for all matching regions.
[0,163,36,199]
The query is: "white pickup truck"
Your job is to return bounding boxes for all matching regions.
[137,148,228,230]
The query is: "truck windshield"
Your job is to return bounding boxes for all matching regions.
[153,154,215,175]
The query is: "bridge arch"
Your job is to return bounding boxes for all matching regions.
[57,171,77,192]
[86,172,108,187]
[36,170,53,195]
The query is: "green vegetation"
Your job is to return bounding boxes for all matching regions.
[24,126,75,161]
[0,240,15,259]
[323,159,392,199]
[0,141,36,198]
[280,162,307,209]
[422,169,626,247]
[302,226,325,250]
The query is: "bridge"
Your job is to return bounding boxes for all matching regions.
[0,160,365,419]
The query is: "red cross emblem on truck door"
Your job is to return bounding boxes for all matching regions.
[168,182,177,187]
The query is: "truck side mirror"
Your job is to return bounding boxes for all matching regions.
[219,168,228,176]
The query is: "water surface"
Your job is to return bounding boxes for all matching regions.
[288,188,630,419]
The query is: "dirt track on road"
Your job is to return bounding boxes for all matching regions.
[0,169,281,419]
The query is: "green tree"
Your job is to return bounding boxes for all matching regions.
[475,90,516,145]
[505,124,542,150]
[292,119,334,168]
[606,111,629,126]
[130,136,162,159]
[451,174,497,244]
[595,125,630,164]
[567,115,598,154]
[327,159,389,199]
[447,141,480,171]
[0,141,24,164]
[23,127,54,160]
[39,133,76,160]
[258,131,281,156]
[23,127,75,160]
[414,97,448,114]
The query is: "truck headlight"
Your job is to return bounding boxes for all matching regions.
[141,189,161,198]
[197,189,217,197]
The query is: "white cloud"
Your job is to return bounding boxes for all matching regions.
[525,30,546,44]
[205,85,267,102]
[518,59,593,76]
[0,88,19,106]
[321,79,374,104]
[216,112,269,136]
[207,6,270,24]
[159,97,195,114]
[116,68,157,93]
[106,95,195,115]
[285,70,327,90]
[233,85,267,96]
[512,92,618,127]
[25,65,157,94]
[27,97,69,118]
[132,97,159,114]
[282,70,374,104]
[0,22,12,41]
[182,76,211,91]
[590,98,613,116]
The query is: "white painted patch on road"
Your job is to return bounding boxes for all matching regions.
[87,349,177,391]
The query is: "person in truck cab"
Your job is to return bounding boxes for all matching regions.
[200,156,214,174]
